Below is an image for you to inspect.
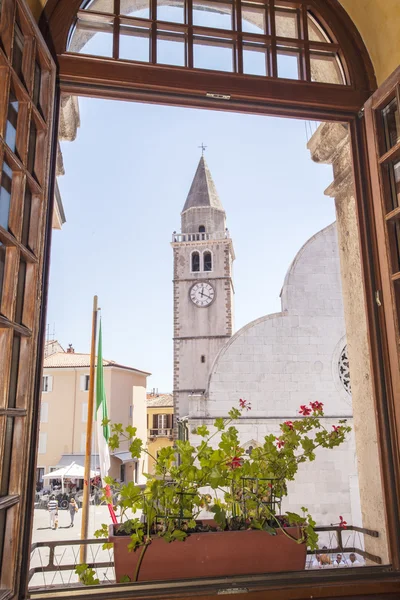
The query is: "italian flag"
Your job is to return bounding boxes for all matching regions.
[96,320,110,483]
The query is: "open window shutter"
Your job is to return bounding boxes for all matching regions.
[167,414,172,429]
[0,1,57,597]
[80,374,86,391]
[153,414,158,429]
[40,402,49,423]
[47,375,53,392]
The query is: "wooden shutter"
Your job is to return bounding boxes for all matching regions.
[152,414,158,429]
[167,413,172,429]
[0,1,57,597]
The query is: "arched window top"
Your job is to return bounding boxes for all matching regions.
[199,225,206,233]
[67,0,349,86]
[203,250,212,272]
[191,250,200,272]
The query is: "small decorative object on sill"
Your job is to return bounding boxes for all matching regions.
[77,399,351,584]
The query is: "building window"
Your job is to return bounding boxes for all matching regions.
[38,433,47,454]
[80,374,90,391]
[199,225,205,232]
[204,251,212,272]
[42,375,53,393]
[40,402,48,423]
[80,432,86,453]
[129,405,133,418]
[82,402,88,423]
[191,251,200,272]
[120,464,126,483]
[201,355,206,363]
[0,162,13,231]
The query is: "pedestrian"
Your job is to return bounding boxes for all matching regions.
[319,546,332,566]
[334,553,345,567]
[48,495,58,530]
[69,497,78,527]
[311,554,322,569]
[349,552,362,566]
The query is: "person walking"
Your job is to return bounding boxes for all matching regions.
[48,495,58,530]
[68,497,78,527]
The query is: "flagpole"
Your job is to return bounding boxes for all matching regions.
[80,295,99,563]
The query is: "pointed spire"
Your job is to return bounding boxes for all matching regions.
[182,156,225,213]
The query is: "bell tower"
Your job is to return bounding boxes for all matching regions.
[172,155,235,420]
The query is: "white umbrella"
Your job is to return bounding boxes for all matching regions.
[43,462,98,493]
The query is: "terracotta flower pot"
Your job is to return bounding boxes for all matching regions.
[109,525,306,583]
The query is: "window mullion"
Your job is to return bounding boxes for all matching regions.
[151,0,157,64]
[186,0,193,69]
[234,0,243,74]
[113,0,120,60]
[268,0,277,78]
[300,4,310,81]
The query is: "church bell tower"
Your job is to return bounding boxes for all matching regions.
[172,155,235,420]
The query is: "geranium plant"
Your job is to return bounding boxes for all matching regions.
[80,400,351,583]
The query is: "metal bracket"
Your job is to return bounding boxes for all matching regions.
[206,93,231,100]
[375,290,382,307]
[358,107,365,119]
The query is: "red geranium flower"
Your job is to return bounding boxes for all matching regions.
[275,437,285,449]
[339,515,347,529]
[228,456,242,469]
[268,482,273,489]
[332,425,342,433]
[239,398,251,411]
[283,421,294,430]
[299,405,312,416]
[310,401,324,412]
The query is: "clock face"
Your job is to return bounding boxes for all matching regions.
[190,282,215,307]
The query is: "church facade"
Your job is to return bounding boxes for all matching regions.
[172,157,360,528]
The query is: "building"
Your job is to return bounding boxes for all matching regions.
[37,342,150,488]
[146,392,174,473]
[2,1,400,597]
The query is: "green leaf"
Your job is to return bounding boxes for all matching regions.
[194,425,209,437]
[119,575,132,583]
[214,418,225,431]
[172,529,187,541]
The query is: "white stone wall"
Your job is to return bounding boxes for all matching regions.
[189,223,360,528]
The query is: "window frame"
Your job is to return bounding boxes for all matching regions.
[5,1,399,598]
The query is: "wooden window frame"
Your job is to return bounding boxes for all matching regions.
[0,1,399,599]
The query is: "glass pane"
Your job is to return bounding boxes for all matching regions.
[243,46,267,76]
[121,0,150,19]
[387,160,400,212]
[310,52,344,85]
[157,34,185,66]
[8,335,21,407]
[194,38,233,71]
[27,120,37,175]
[0,509,5,574]
[242,6,266,34]
[69,16,114,57]
[81,0,114,11]
[157,0,184,23]
[5,91,19,154]
[308,13,330,42]
[0,244,5,308]
[389,219,400,274]
[277,50,299,79]
[0,418,14,493]
[275,9,298,39]
[382,98,400,152]
[120,24,150,62]
[193,0,233,30]
[15,260,26,325]
[0,163,12,230]
[12,23,24,82]
[33,61,42,110]
[21,188,32,248]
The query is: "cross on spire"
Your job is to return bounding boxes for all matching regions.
[198,143,207,156]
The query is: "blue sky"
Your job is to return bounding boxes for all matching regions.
[50,98,335,392]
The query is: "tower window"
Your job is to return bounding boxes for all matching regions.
[199,225,205,233]
[191,251,200,272]
[204,251,212,272]
[201,355,206,363]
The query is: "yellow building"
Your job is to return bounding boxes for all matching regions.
[37,342,150,488]
[146,393,174,474]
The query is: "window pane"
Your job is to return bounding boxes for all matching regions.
[8,335,21,408]
[33,61,42,110]
[157,33,185,66]
[193,0,233,30]
[157,0,184,24]
[12,23,24,82]
[0,163,12,230]
[192,252,200,271]
[277,50,299,79]
[21,188,32,248]
[5,91,19,154]
[27,120,37,175]
[121,0,150,19]
[70,16,114,57]
[0,418,14,494]
[194,38,233,72]
[382,98,400,153]
[15,259,26,324]
[120,24,150,62]
[242,6,266,34]
[386,160,400,212]
[308,13,330,42]
[81,0,113,11]
[388,219,400,274]
[204,251,212,271]
[243,46,267,76]
[310,52,345,85]
[0,244,5,309]
[275,9,298,39]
